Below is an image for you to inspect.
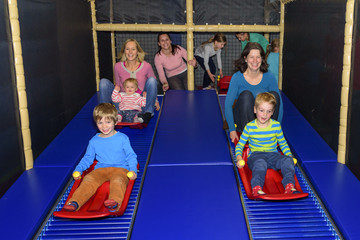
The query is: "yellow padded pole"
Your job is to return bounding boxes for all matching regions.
[338,0,355,164]
[109,0,116,83]
[278,2,285,90]
[186,0,194,90]
[90,0,100,91]
[8,0,33,169]
[96,23,280,33]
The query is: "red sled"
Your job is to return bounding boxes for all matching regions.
[53,161,138,219]
[115,122,147,129]
[218,76,232,94]
[237,144,308,201]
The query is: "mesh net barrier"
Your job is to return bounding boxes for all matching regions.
[97,1,280,88]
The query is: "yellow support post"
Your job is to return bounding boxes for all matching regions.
[186,0,194,90]
[110,0,116,83]
[279,2,285,90]
[90,0,100,91]
[338,0,355,164]
[8,0,33,169]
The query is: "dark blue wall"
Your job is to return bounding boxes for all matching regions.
[0,1,25,198]
[18,0,96,159]
[283,0,346,153]
[0,0,96,197]
[348,1,360,179]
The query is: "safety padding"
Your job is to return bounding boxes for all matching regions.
[0,167,69,240]
[73,94,98,119]
[131,165,249,240]
[281,93,337,164]
[302,162,360,240]
[34,96,98,167]
[149,90,233,166]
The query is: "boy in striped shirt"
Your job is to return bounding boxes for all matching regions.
[112,78,146,123]
[235,92,296,196]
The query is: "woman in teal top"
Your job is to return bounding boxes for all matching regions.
[236,32,269,53]
[225,42,282,143]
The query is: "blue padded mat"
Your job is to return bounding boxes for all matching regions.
[34,117,97,167]
[303,162,360,240]
[131,165,248,240]
[149,90,233,166]
[0,167,69,240]
[73,94,98,119]
[281,93,337,163]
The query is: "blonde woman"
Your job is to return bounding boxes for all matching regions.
[99,39,159,124]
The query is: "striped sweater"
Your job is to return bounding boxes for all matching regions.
[235,119,292,158]
[111,91,146,111]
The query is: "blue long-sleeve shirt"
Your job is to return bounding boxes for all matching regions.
[224,71,283,132]
[74,131,138,174]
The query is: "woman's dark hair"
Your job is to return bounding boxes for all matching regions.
[234,42,268,73]
[156,33,181,56]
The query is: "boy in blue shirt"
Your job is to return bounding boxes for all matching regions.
[235,92,296,197]
[64,103,138,212]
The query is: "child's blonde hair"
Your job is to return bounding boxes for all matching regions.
[255,92,277,108]
[123,78,139,90]
[201,32,227,47]
[93,103,118,123]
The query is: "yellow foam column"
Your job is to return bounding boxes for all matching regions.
[278,2,285,90]
[109,0,116,83]
[8,0,33,169]
[90,0,100,91]
[338,0,355,164]
[186,0,194,90]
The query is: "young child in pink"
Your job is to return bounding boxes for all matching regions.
[111,78,146,123]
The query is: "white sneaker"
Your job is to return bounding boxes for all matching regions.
[134,116,143,123]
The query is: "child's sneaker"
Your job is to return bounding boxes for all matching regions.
[252,185,265,197]
[63,201,78,212]
[134,116,143,123]
[104,199,119,212]
[284,183,297,194]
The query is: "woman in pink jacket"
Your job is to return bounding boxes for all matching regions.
[154,33,197,91]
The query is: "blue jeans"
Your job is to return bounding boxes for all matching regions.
[99,77,157,114]
[247,151,295,189]
[195,56,216,88]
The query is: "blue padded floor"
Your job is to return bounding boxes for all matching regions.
[34,94,98,167]
[0,167,69,240]
[35,96,162,240]
[303,162,360,240]
[131,90,249,240]
[281,93,337,163]
[149,90,233,166]
[131,165,248,240]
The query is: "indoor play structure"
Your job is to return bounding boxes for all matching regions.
[1,0,360,239]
